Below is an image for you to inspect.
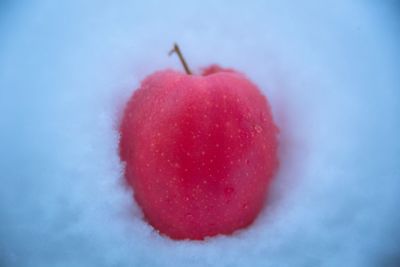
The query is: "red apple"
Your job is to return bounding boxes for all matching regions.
[119,46,278,240]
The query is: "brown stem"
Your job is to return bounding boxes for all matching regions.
[169,43,192,75]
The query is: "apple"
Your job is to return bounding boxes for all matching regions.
[119,44,279,240]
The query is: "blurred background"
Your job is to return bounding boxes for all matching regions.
[0,1,399,267]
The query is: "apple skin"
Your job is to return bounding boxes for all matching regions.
[119,66,278,240]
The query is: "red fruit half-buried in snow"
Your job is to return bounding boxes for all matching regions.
[119,45,279,240]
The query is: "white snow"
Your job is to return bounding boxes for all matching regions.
[0,1,399,266]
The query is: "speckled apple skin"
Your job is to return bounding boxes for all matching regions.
[119,67,278,240]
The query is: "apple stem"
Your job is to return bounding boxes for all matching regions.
[169,43,192,75]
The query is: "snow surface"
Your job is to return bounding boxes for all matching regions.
[0,0,399,266]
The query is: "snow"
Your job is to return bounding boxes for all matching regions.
[0,0,399,266]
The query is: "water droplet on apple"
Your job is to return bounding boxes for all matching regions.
[254,125,262,133]
[185,213,194,220]
[224,187,234,195]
